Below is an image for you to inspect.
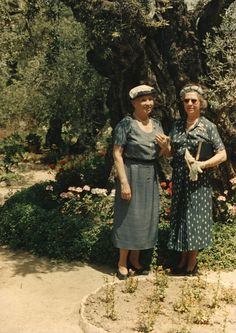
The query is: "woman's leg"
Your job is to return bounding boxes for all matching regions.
[118,249,129,275]
[186,250,198,272]
[178,251,188,268]
[129,250,142,269]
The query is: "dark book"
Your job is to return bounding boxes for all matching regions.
[196,141,214,161]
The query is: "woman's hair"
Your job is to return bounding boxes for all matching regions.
[180,83,208,110]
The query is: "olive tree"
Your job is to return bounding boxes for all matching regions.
[62,0,236,184]
[0,0,109,148]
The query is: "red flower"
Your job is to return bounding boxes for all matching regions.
[58,160,67,165]
[165,208,171,214]
[166,187,172,196]
[168,181,173,189]
[48,164,56,169]
[160,182,167,188]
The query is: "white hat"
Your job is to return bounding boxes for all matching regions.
[129,85,155,100]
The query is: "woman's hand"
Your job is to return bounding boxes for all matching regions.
[156,134,169,148]
[156,134,171,156]
[121,181,132,201]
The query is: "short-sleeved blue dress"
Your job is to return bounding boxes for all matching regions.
[168,116,225,251]
[112,115,164,250]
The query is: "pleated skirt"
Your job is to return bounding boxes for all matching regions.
[112,160,160,250]
[168,164,213,251]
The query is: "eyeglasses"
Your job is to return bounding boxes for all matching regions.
[184,98,198,104]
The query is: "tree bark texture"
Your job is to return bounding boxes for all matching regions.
[63,0,236,183]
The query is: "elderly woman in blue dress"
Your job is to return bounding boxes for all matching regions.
[112,84,164,280]
[156,83,227,275]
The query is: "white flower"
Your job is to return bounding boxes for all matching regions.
[91,188,107,196]
[110,189,116,197]
[68,186,83,193]
[83,185,91,191]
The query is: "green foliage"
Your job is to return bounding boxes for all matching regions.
[55,151,108,190]
[0,172,25,187]
[26,133,42,152]
[203,3,236,113]
[0,133,26,172]
[0,182,116,263]
[73,0,171,50]
[159,181,172,224]
[0,176,235,269]
[0,0,109,147]
[213,176,236,224]
[3,182,59,210]
[198,221,236,270]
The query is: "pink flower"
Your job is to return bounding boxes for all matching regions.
[60,192,68,198]
[230,177,236,190]
[230,177,236,185]
[60,192,74,199]
[217,195,226,201]
[229,205,236,215]
[46,185,53,191]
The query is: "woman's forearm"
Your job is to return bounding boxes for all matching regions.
[114,156,129,184]
[113,145,131,201]
[203,149,227,169]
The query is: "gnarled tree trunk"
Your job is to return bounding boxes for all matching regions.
[63,0,236,186]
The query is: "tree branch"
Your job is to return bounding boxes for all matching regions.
[197,0,235,40]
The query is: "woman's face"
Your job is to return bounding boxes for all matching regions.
[183,92,201,118]
[132,94,154,116]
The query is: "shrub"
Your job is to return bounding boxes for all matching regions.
[3,182,59,210]
[198,221,236,270]
[55,152,108,190]
[0,133,26,172]
[0,177,235,270]
[213,176,236,224]
[25,133,42,153]
[0,182,116,263]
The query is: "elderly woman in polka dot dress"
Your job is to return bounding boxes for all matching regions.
[156,83,227,275]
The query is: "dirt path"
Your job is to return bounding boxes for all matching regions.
[0,168,109,333]
[1,246,235,333]
[0,246,112,333]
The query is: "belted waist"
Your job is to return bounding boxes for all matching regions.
[125,157,157,164]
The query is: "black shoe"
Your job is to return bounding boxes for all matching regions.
[128,264,149,276]
[171,265,186,275]
[117,268,128,280]
[185,264,198,276]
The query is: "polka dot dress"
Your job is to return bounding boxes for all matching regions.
[168,116,225,251]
